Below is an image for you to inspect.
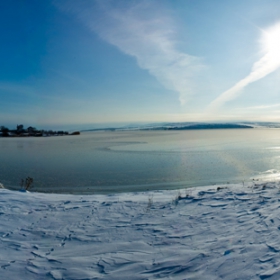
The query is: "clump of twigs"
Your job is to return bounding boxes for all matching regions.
[185,189,192,198]
[20,177,34,191]
[146,195,153,212]
[173,189,193,205]
[173,191,182,205]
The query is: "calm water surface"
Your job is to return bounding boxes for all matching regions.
[1,129,280,194]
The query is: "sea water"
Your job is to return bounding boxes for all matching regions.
[1,129,280,194]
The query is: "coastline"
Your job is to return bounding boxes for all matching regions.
[1,181,280,279]
[4,177,267,195]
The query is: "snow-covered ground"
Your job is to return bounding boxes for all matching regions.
[1,182,280,279]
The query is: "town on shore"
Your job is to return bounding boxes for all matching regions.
[0,124,80,137]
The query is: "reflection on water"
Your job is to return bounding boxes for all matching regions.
[1,129,280,193]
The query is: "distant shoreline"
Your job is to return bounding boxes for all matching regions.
[0,131,80,137]
[0,124,80,137]
[83,123,254,132]
[164,123,253,130]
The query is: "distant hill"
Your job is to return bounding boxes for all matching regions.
[83,123,254,132]
[164,123,253,130]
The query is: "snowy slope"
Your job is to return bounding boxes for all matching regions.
[1,183,280,279]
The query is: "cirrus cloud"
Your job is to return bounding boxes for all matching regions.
[208,22,280,110]
[55,0,204,104]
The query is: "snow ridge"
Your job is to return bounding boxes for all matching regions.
[0,183,280,279]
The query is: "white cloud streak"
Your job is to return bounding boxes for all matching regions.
[208,22,280,110]
[236,103,280,111]
[56,0,204,104]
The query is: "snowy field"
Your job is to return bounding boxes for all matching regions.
[1,182,280,279]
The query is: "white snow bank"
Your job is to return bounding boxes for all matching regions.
[1,182,280,279]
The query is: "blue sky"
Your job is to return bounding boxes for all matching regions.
[2,0,280,128]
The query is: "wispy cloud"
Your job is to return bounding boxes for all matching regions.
[208,22,280,110]
[55,0,204,104]
[236,103,280,111]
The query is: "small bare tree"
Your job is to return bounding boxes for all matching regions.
[20,177,34,191]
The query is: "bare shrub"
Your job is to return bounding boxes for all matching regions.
[146,195,153,212]
[20,177,34,191]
